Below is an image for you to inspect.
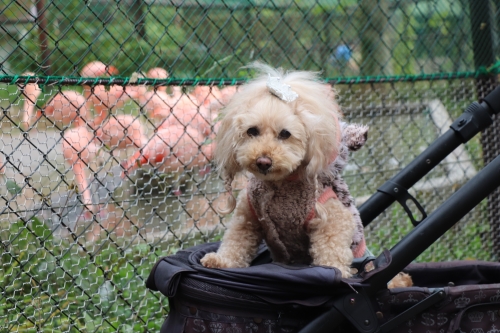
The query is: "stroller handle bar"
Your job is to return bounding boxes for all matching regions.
[359,85,500,227]
[360,85,500,291]
[299,86,500,333]
[367,144,500,292]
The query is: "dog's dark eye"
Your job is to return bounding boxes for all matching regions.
[278,129,291,140]
[247,127,260,137]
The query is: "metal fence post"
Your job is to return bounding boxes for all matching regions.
[468,0,499,259]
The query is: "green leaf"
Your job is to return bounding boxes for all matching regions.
[6,180,22,195]
[121,324,133,333]
[30,217,52,240]
[83,312,97,331]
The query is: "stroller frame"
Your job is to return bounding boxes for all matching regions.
[298,85,500,333]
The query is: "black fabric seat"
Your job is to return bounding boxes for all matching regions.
[146,242,364,333]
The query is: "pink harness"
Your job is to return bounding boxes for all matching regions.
[246,112,366,260]
[247,185,366,259]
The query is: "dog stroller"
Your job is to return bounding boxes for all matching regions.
[146,86,500,333]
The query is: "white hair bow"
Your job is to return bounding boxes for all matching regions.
[266,74,298,102]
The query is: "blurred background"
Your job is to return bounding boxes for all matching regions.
[1,0,500,332]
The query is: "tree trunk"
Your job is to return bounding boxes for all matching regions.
[130,0,147,41]
[359,0,391,76]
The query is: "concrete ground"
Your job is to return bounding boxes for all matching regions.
[0,123,223,245]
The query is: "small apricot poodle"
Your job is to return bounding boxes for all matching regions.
[200,63,362,278]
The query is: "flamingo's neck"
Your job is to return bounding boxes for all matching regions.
[22,85,40,129]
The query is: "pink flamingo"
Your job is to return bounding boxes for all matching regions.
[127,68,213,138]
[90,108,147,151]
[138,89,212,137]
[220,85,238,103]
[119,67,216,179]
[191,85,237,109]
[81,61,119,78]
[61,126,100,214]
[135,67,174,120]
[162,95,213,137]
[146,67,168,93]
[18,73,42,130]
[80,61,125,113]
[191,85,223,108]
[19,73,91,128]
[0,155,5,175]
[42,90,90,127]
[129,67,172,119]
[81,61,147,150]
[142,67,213,136]
[121,124,214,178]
[62,126,130,240]
[17,74,97,223]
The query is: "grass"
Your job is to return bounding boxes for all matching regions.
[0,216,173,332]
[0,174,224,332]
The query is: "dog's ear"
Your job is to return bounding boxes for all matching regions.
[214,112,243,179]
[301,111,340,179]
[213,110,242,214]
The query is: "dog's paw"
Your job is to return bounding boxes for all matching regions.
[200,253,230,268]
[337,266,353,279]
[311,245,354,279]
[313,257,353,278]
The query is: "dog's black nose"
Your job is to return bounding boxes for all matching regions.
[256,157,272,171]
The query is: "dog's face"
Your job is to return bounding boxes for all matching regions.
[214,67,342,190]
[232,97,308,181]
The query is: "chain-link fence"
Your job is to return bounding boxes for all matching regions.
[1,0,500,332]
[1,0,484,77]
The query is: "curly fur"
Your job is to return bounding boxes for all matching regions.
[321,122,369,255]
[201,63,356,278]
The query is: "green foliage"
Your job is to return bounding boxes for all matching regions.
[367,201,494,262]
[6,180,22,195]
[2,0,474,77]
[0,217,172,332]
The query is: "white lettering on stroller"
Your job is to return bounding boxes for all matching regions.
[264,320,275,333]
[437,313,448,326]
[420,313,448,327]
[404,294,419,303]
[487,324,500,333]
[490,291,500,302]
[245,322,258,332]
[209,322,223,333]
[193,319,206,332]
[469,311,485,322]
[226,323,242,333]
[476,291,487,301]
[487,310,498,322]
[455,293,471,308]
[389,295,399,304]
[421,313,435,326]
